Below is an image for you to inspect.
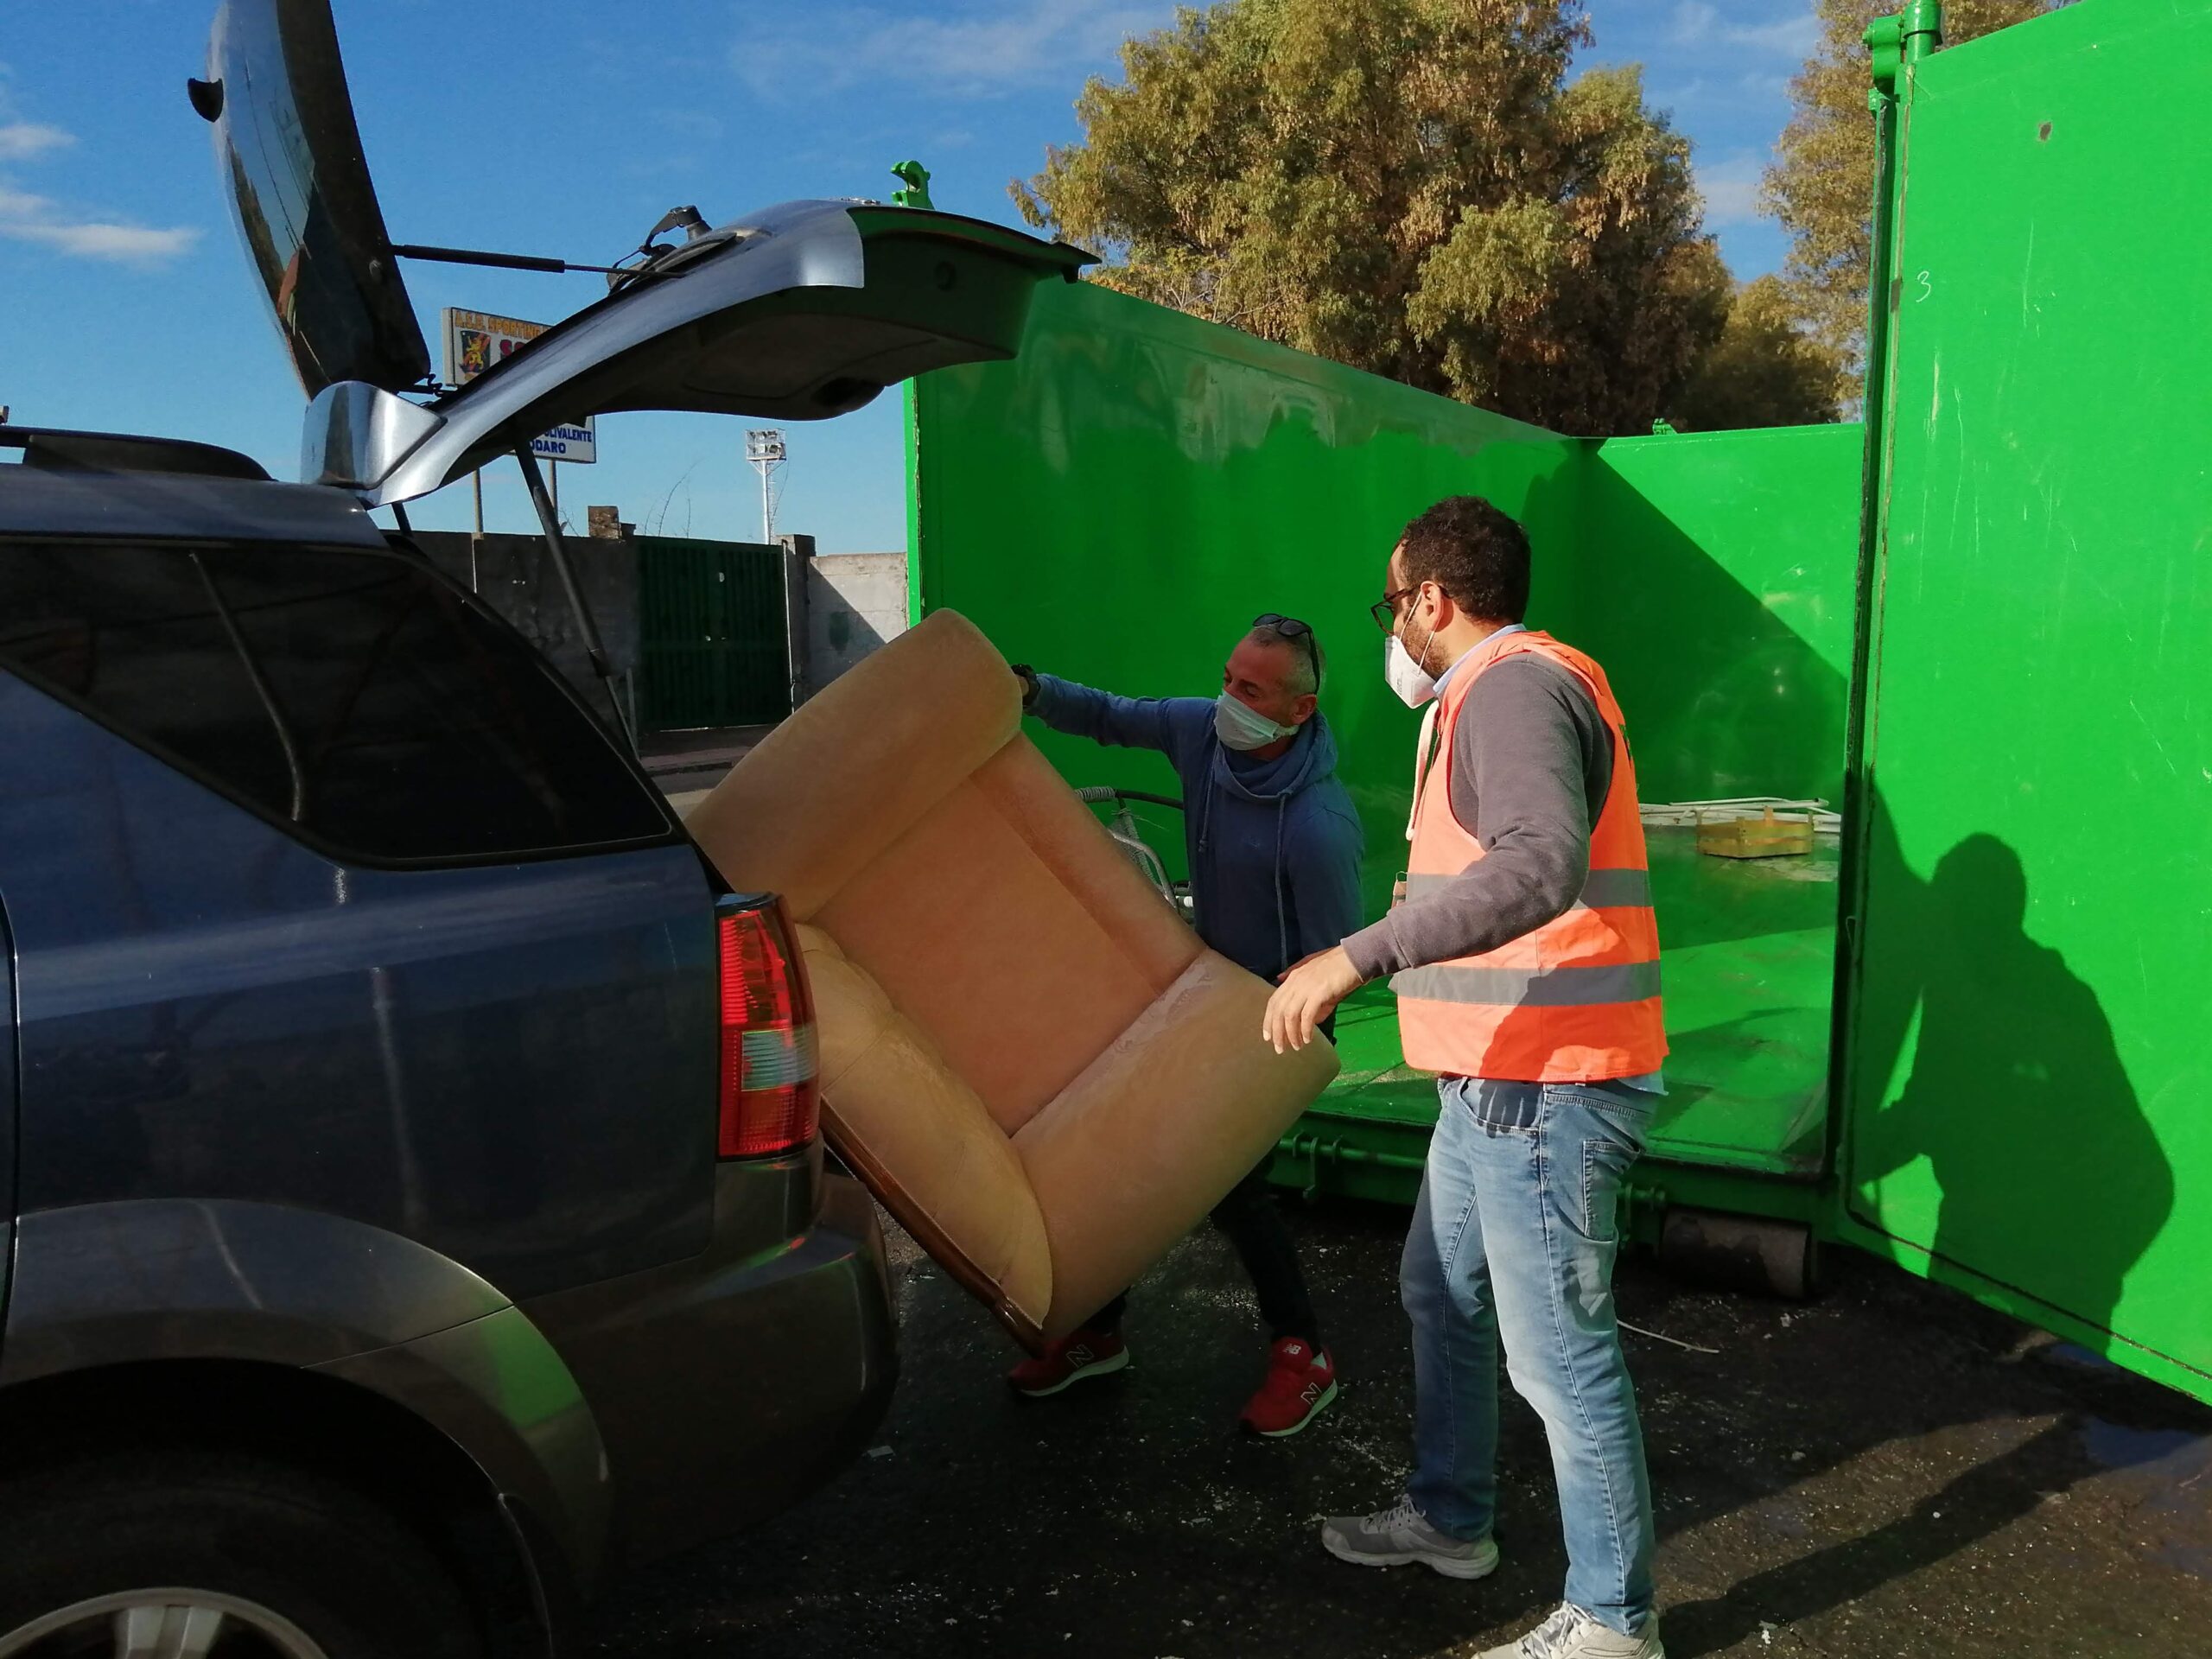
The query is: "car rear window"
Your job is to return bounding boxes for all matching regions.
[0,537,674,864]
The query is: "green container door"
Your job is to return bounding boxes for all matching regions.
[637,537,791,731]
[1843,0,2212,1401]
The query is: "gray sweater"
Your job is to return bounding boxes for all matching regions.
[1342,655,1612,981]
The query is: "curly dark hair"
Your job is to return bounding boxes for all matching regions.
[1396,496,1530,625]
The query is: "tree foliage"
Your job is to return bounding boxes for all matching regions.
[1014,0,1731,437]
[1670,275,1843,431]
[1764,0,2063,404]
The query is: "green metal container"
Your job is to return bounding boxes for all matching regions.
[908,281,1862,1220]
[1835,0,2212,1402]
[905,0,2212,1403]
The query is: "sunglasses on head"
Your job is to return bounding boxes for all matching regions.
[1252,613,1322,686]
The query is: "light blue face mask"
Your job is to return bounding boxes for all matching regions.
[1214,691,1297,751]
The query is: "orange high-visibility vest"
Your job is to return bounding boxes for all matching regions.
[1394,629,1667,1082]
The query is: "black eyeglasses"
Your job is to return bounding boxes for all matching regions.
[1252,613,1323,687]
[1370,588,1417,634]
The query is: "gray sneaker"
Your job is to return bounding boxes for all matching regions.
[1319,1496,1499,1580]
[1477,1602,1664,1659]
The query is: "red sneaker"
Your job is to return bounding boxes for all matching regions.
[1241,1338,1338,1437]
[1007,1329,1130,1398]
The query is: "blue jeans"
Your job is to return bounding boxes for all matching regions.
[1402,1077,1657,1636]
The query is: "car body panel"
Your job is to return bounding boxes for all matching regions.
[0,668,717,1300]
[0,466,384,547]
[201,4,1090,504]
[0,893,15,1325]
[0,426,273,482]
[201,0,431,395]
[300,200,1093,505]
[0,1194,612,1591]
[521,1163,897,1565]
[315,1304,612,1589]
[0,1198,508,1378]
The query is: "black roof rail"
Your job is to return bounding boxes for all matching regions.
[0,425,273,483]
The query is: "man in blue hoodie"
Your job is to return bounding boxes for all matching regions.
[1005,615,1364,1437]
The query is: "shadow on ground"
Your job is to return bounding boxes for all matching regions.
[591,1194,2211,1659]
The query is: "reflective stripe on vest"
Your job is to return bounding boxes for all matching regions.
[1394,959,1663,1007]
[1393,629,1668,1083]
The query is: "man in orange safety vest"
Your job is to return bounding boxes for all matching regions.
[1263,496,1668,1659]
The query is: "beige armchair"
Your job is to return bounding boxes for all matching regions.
[687,610,1339,1349]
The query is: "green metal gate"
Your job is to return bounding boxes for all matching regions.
[637,537,791,731]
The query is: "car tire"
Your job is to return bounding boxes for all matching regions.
[0,1451,485,1658]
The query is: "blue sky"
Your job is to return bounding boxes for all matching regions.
[1,1,1816,551]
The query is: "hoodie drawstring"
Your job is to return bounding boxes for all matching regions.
[1274,797,1289,974]
[1198,719,1329,979]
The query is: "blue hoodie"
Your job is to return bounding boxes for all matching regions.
[1028,677,1366,982]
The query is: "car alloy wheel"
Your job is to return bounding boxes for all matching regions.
[0,1588,329,1658]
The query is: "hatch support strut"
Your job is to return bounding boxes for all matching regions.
[393,242,622,276]
[514,445,635,748]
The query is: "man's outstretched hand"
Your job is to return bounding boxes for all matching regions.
[1264,946,1363,1053]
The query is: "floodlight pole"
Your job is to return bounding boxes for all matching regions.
[746,429,787,543]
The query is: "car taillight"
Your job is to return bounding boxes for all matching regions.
[716,896,820,1158]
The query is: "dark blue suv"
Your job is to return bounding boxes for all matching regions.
[0,430,893,1656]
[0,0,1085,1650]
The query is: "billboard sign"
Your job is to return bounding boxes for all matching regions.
[441,308,597,464]
[530,421,596,465]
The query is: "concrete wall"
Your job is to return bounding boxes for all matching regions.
[417,531,640,736]
[805,551,908,692]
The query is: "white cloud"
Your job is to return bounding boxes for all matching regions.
[0,180,203,264]
[1695,152,1768,227]
[0,172,200,266]
[1670,1,1819,59]
[1669,2,1721,44]
[1736,67,1791,103]
[0,121,73,161]
[0,219,200,262]
[0,99,199,264]
[733,0,1177,98]
[1729,10,1820,57]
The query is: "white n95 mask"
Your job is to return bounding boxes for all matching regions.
[1385,632,1438,709]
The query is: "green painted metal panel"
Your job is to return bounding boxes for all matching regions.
[637,536,791,730]
[1843,0,2212,1400]
[1564,430,1860,1186]
[1643,830,1839,1178]
[1579,427,1859,806]
[910,279,1862,1189]
[911,278,1579,931]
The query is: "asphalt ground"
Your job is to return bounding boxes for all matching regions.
[591,1195,2212,1658]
